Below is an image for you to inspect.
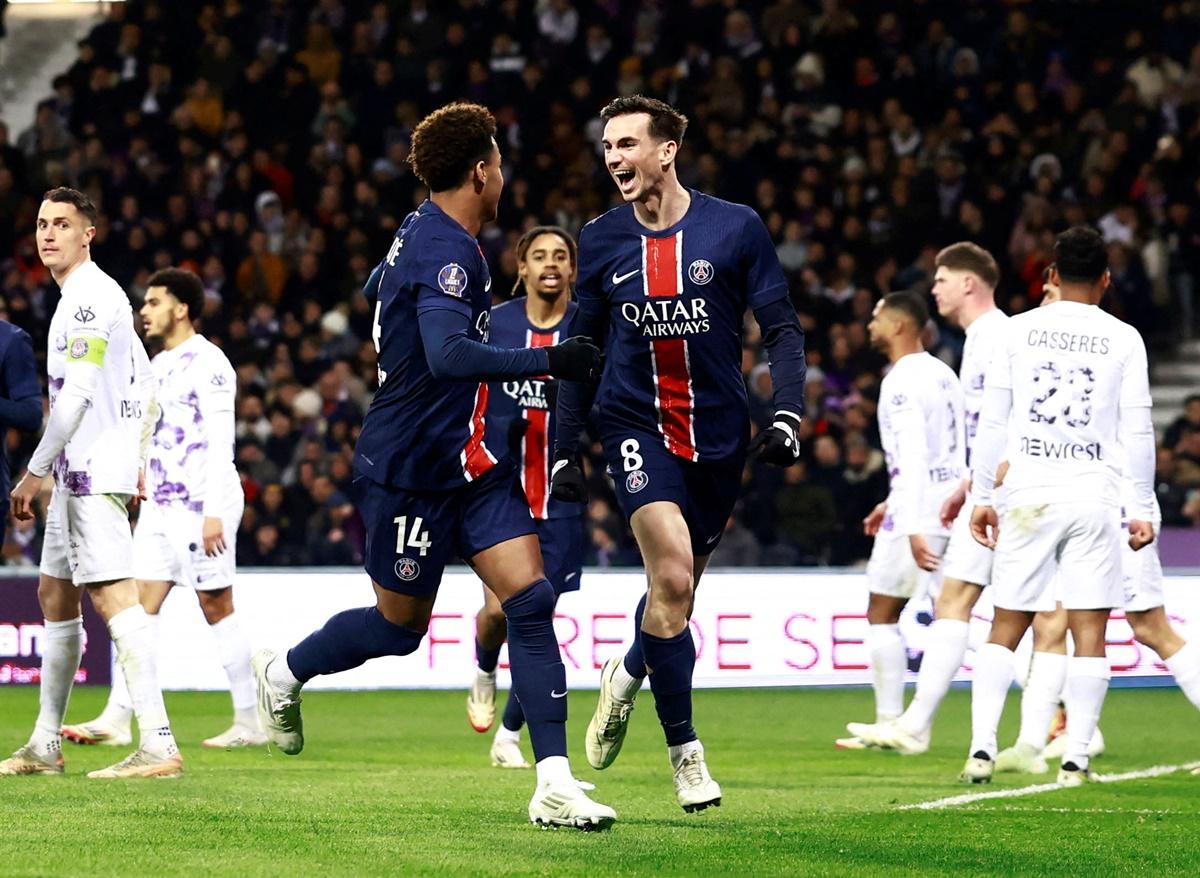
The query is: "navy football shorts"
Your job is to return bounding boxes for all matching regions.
[354,458,536,597]
[537,514,585,595]
[602,427,744,557]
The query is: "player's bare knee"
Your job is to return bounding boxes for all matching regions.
[37,576,81,621]
[199,587,234,625]
[934,581,977,622]
[866,593,905,626]
[649,561,693,611]
[476,604,507,645]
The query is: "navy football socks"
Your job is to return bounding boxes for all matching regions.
[501,692,526,732]
[286,607,424,683]
[502,579,567,759]
[621,593,649,679]
[643,628,698,747]
[475,639,502,674]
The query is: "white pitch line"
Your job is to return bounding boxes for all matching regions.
[897,761,1200,811]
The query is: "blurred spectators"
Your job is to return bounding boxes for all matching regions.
[1,0,1198,567]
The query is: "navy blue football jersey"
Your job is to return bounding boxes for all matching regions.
[485,297,582,520]
[573,191,789,461]
[355,200,500,491]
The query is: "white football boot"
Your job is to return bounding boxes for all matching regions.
[252,649,304,755]
[584,657,636,770]
[528,783,617,831]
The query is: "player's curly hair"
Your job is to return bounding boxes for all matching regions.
[147,267,205,320]
[600,95,688,145]
[1054,226,1108,284]
[407,102,497,193]
[512,225,577,297]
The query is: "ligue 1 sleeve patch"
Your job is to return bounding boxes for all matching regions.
[438,263,468,298]
[70,338,89,358]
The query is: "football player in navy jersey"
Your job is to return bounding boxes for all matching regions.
[252,103,615,830]
[552,96,808,812]
[465,226,590,772]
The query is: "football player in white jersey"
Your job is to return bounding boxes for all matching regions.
[995,273,1200,773]
[850,243,1010,754]
[0,187,182,778]
[962,226,1157,786]
[62,268,263,749]
[838,291,965,748]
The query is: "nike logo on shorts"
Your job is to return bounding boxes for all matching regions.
[550,690,567,699]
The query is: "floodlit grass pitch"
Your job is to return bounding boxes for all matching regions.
[0,687,1197,876]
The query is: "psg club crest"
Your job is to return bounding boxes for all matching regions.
[394,557,420,581]
[438,263,468,297]
[625,469,649,494]
[688,259,714,285]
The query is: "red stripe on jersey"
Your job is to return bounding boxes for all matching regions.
[643,233,698,461]
[522,329,557,519]
[460,382,497,482]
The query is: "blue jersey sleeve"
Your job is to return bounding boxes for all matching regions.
[0,327,44,432]
[418,308,547,381]
[740,210,790,310]
[554,222,607,453]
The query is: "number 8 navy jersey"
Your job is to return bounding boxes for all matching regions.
[573,191,790,461]
[355,200,498,492]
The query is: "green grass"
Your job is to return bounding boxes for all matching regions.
[0,686,1198,877]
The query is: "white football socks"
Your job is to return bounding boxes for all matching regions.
[535,754,573,787]
[901,618,968,736]
[1164,640,1200,712]
[969,642,1016,759]
[1016,651,1068,750]
[866,623,906,722]
[1063,656,1110,770]
[29,617,84,758]
[611,657,643,702]
[101,613,157,728]
[211,613,257,726]
[108,605,176,757]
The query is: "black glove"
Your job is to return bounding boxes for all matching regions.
[550,448,587,503]
[544,336,603,383]
[506,417,529,456]
[749,412,802,466]
[543,378,559,409]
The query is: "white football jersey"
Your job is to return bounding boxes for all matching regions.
[960,308,1009,465]
[146,333,239,514]
[985,300,1151,508]
[47,261,152,496]
[877,351,966,536]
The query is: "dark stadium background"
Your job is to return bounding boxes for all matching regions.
[1,0,1198,570]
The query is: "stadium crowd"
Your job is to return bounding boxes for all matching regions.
[1,0,1199,569]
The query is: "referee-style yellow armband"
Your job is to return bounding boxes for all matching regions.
[67,335,108,365]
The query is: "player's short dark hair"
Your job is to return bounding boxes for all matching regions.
[512,225,577,296]
[881,291,929,331]
[43,186,98,226]
[147,267,205,320]
[935,241,999,289]
[407,102,497,193]
[600,95,688,145]
[1054,226,1108,284]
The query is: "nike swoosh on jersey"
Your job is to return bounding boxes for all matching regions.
[565,572,578,581]
[612,268,641,285]
[485,277,492,292]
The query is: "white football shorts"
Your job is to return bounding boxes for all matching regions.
[1121,531,1165,613]
[40,488,135,585]
[941,506,994,587]
[867,532,949,599]
[991,503,1122,612]
[133,496,244,591]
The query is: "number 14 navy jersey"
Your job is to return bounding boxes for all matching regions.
[572,191,790,461]
[355,200,499,492]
